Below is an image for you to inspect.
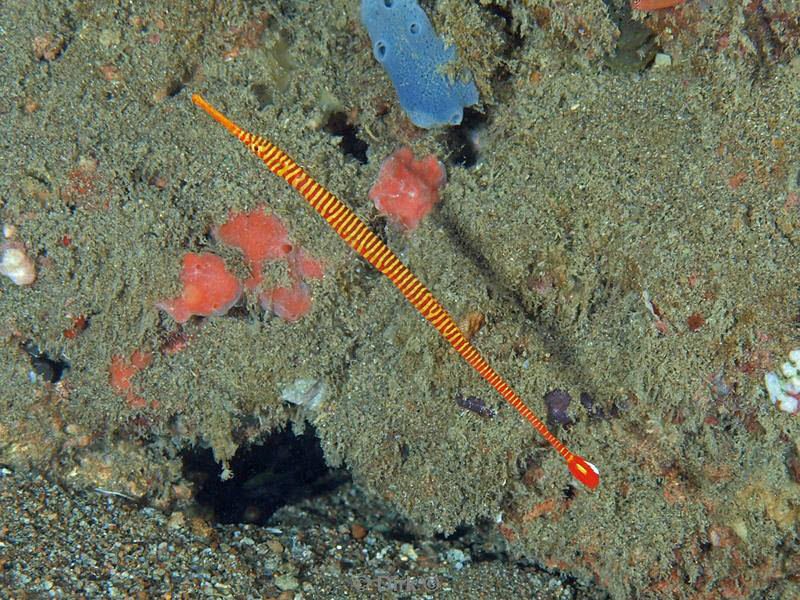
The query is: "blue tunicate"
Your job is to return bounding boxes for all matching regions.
[360,0,479,128]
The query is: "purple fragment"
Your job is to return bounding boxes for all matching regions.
[709,370,730,401]
[544,389,572,425]
[579,391,607,420]
[455,393,496,418]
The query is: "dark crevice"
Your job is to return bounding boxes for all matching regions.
[182,426,348,525]
[22,341,69,383]
[481,2,524,52]
[324,111,369,164]
[444,107,487,168]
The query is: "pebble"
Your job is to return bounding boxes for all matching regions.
[399,542,417,561]
[168,510,185,529]
[274,573,299,591]
[350,523,367,539]
[653,52,672,67]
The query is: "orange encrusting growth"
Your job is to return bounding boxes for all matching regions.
[631,0,685,11]
[191,94,599,490]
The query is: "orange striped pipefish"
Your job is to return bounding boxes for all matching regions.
[631,0,685,10]
[191,94,599,490]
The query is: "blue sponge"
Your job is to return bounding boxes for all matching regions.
[360,0,479,128]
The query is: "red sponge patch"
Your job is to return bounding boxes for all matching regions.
[260,282,312,323]
[288,247,324,280]
[157,252,241,323]
[213,208,293,286]
[109,350,152,395]
[368,146,446,231]
[109,350,153,409]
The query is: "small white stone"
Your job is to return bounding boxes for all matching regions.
[789,349,800,365]
[781,362,797,378]
[765,366,800,415]
[653,53,672,68]
[765,372,782,404]
[399,543,417,561]
[0,243,35,286]
[778,393,798,414]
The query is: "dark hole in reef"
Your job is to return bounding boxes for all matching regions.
[323,111,369,164]
[444,108,486,168]
[223,304,250,319]
[182,426,348,525]
[163,66,196,99]
[164,78,184,98]
[251,83,273,109]
[22,340,69,383]
[481,2,524,52]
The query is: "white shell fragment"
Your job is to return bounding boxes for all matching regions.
[280,378,328,412]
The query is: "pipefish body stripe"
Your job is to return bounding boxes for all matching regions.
[191,94,599,490]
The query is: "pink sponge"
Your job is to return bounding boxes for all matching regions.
[368,146,446,231]
[157,252,241,323]
[213,207,293,286]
